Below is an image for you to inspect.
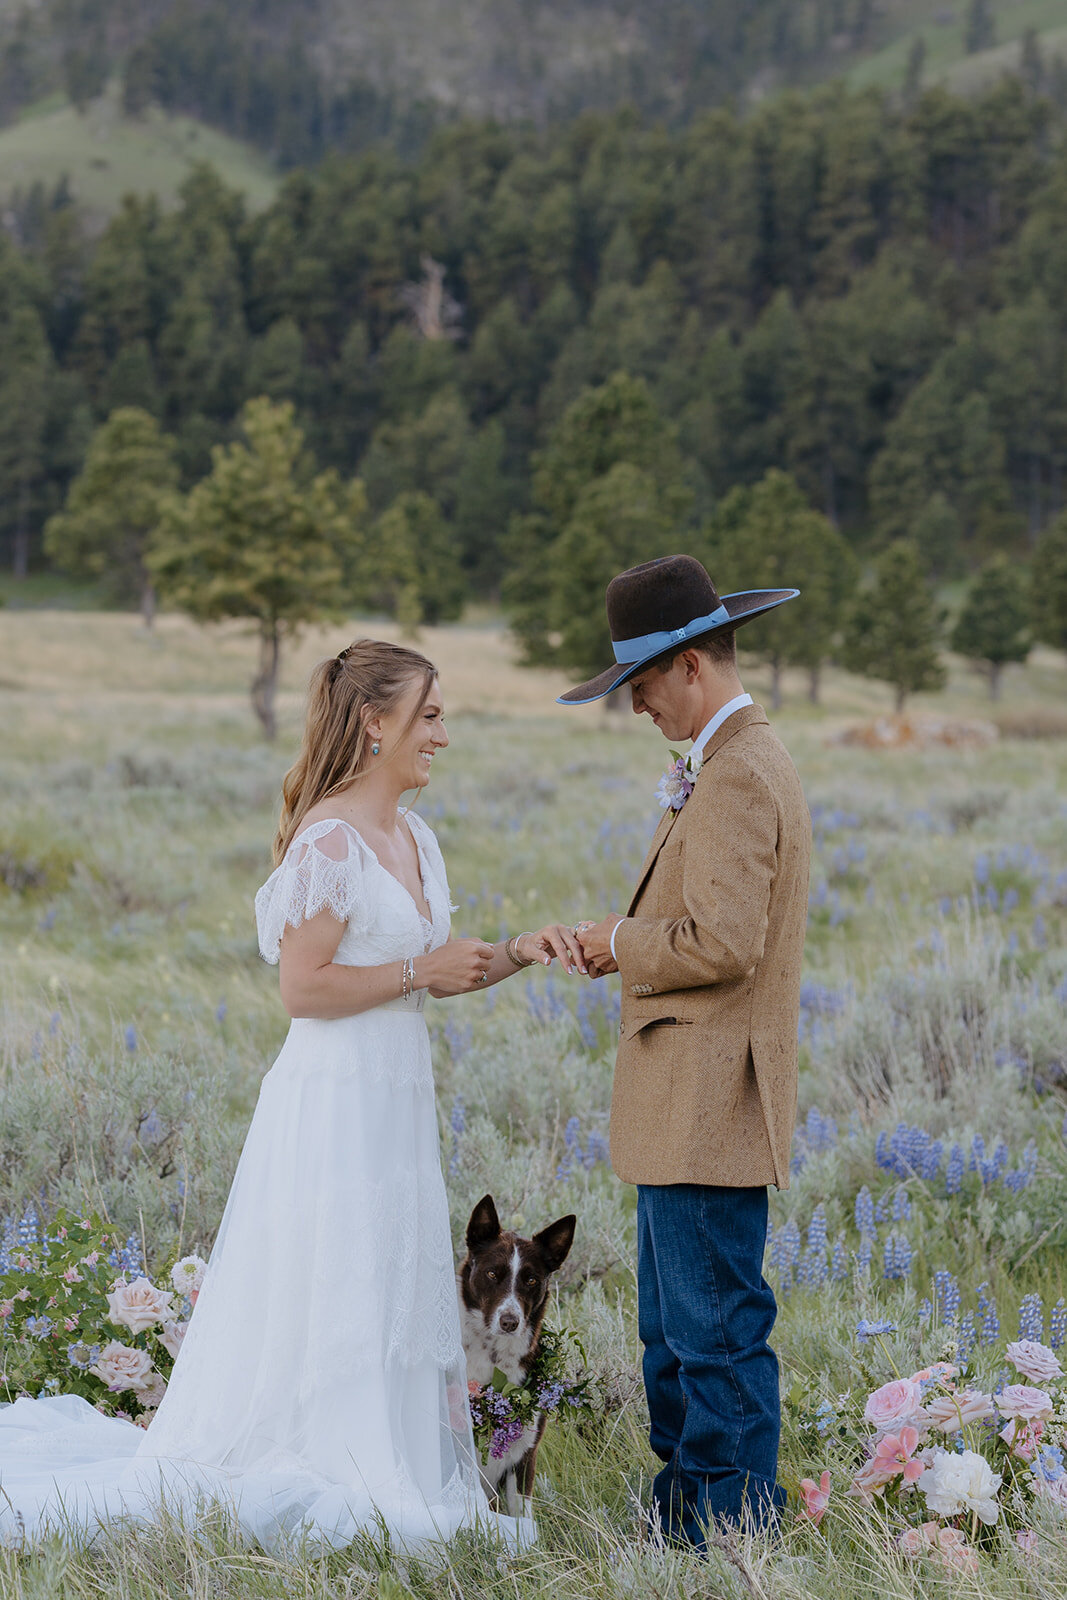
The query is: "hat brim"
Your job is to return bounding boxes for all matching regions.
[556,589,800,705]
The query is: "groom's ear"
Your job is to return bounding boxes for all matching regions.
[466,1194,501,1251]
[533,1214,576,1274]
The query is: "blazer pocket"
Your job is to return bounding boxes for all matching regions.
[621,1016,694,1041]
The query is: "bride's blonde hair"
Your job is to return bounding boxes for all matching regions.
[273,639,438,864]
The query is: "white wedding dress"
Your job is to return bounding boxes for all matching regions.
[0,813,529,1552]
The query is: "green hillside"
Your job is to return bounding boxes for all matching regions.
[843,1,1067,92]
[0,82,278,224]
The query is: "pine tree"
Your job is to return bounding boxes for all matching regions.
[365,492,467,629]
[965,0,995,55]
[44,408,178,626]
[148,398,366,738]
[950,554,1031,698]
[842,540,946,712]
[1031,514,1067,658]
[704,469,857,710]
[902,36,926,105]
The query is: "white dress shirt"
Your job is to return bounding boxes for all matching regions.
[609,693,754,961]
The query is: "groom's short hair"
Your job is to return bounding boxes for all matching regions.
[655,630,737,674]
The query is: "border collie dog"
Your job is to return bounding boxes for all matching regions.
[458,1194,576,1515]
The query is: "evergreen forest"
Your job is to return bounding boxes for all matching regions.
[6,53,1067,686]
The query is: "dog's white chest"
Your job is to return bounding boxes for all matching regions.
[459,1301,528,1385]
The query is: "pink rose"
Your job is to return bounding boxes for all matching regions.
[89,1340,155,1393]
[1000,1417,1044,1461]
[864,1378,923,1434]
[932,1527,979,1575]
[106,1277,176,1335]
[157,1320,189,1359]
[1005,1340,1064,1386]
[900,1521,978,1574]
[922,1388,995,1433]
[998,1384,1054,1422]
[798,1470,831,1525]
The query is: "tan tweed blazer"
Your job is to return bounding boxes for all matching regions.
[610,704,811,1190]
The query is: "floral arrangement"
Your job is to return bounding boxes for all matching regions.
[467,1326,592,1459]
[0,1205,207,1425]
[797,1329,1067,1572]
[654,747,703,812]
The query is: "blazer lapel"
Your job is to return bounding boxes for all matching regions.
[628,805,680,914]
[625,703,770,916]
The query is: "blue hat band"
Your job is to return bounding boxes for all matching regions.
[611,604,731,665]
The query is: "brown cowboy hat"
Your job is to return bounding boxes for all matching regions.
[557,554,799,705]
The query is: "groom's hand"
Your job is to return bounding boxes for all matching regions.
[576,915,623,979]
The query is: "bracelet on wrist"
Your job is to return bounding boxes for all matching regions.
[504,932,536,968]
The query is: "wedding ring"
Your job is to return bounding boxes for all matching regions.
[574,921,594,935]
[477,970,488,983]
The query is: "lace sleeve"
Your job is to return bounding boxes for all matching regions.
[254,821,365,965]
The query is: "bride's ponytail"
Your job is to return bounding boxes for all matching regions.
[273,640,437,864]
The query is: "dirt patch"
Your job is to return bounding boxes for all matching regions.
[829,715,999,750]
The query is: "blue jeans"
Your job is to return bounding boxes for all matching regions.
[637,1183,784,1545]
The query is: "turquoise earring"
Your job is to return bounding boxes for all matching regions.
[371,742,380,756]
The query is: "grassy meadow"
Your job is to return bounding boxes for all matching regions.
[0,82,278,223]
[1,607,1067,1597]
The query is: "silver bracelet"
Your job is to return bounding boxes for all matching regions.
[504,932,536,968]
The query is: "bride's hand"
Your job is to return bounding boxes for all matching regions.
[420,938,496,996]
[522,925,589,977]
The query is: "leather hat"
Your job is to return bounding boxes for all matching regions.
[557,555,798,704]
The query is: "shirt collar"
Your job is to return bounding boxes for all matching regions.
[692,693,753,757]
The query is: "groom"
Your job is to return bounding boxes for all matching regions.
[561,555,811,1546]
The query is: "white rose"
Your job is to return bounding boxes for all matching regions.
[157,1320,189,1359]
[918,1447,1001,1525]
[89,1340,156,1393]
[106,1277,176,1334]
[1006,1340,1064,1386]
[170,1254,208,1296]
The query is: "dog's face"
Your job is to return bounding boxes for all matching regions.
[459,1194,576,1341]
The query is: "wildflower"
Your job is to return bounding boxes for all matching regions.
[26,1315,54,1339]
[169,1254,208,1297]
[852,1427,924,1498]
[1017,1292,1045,1343]
[797,1470,831,1525]
[918,1448,1001,1524]
[856,1319,897,1341]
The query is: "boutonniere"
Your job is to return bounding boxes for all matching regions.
[654,746,704,811]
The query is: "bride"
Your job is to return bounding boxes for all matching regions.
[0,639,584,1550]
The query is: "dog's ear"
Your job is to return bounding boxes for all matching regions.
[466,1194,502,1251]
[533,1213,576,1273]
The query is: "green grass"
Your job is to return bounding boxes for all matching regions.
[1,608,1066,1595]
[0,80,278,224]
[843,1,1067,93]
